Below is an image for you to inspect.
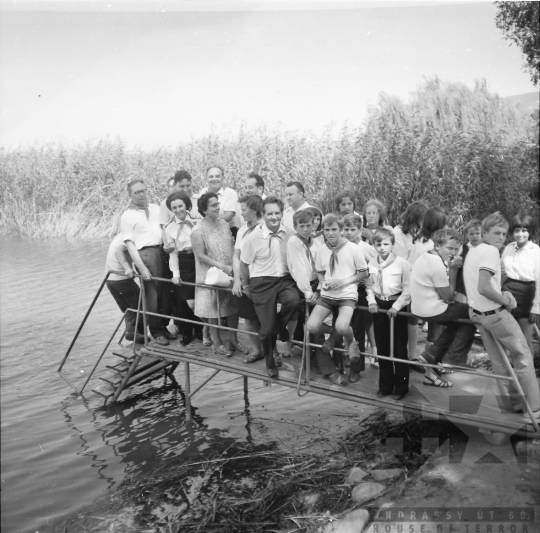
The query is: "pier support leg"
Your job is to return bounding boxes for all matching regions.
[243,376,249,401]
[185,362,192,423]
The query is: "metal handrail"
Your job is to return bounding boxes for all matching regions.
[57,270,540,435]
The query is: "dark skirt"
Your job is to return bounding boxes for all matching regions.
[177,252,196,301]
[502,278,536,319]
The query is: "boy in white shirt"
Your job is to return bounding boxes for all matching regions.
[307,214,368,386]
[464,212,540,422]
[366,228,411,397]
[410,228,476,387]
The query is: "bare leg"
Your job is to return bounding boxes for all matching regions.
[205,318,223,347]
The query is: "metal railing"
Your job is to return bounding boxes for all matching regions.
[58,271,540,435]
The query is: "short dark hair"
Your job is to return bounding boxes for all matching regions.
[286,181,305,196]
[322,213,344,230]
[198,192,218,217]
[343,213,363,229]
[127,178,144,194]
[373,227,395,245]
[166,191,192,212]
[510,213,536,234]
[293,209,314,227]
[173,170,193,184]
[335,190,356,212]
[262,196,284,214]
[247,172,265,192]
[239,194,263,218]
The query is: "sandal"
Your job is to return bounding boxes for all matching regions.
[212,345,233,357]
[243,353,264,364]
[229,341,250,355]
[436,363,454,374]
[423,375,452,388]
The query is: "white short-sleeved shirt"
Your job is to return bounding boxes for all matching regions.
[409,238,434,266]
[159,195,201,226]
[105,234,131,281]
[241,223,295,278]
[410,252,449,317]
[287,234,322,297]
[464,243,502,312]
[501,241,540,314]
[315,240,368,301]
[234,222,262,251]
[393,225,414,261]
[356,240,378,264]
[199,186,240,227]
[120,204,162,250]
[282,201,312,228]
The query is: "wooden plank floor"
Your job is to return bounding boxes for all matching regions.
[140,338,540,439]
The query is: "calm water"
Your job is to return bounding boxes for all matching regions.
[0,237,372,532]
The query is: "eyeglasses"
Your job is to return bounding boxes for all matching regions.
[133,189,147,195]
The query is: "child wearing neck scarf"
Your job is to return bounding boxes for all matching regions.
[366,228,411,398]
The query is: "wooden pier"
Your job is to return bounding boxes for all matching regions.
[58,272,540,441]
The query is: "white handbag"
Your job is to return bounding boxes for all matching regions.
[205,266,233,287]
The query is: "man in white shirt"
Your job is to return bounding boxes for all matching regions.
[199,165,240,238]
[120,178,169,345]
[464,212,539,421]
[240,197,301,378]
[243,172,267,200]
[282,181,312,228]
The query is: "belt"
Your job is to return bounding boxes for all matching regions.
[374,292,402,301]
[177,249,194,255]
[139,245,161,251]
[504,278,535,285]
[470,305,504,316]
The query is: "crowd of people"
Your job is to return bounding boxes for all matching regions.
[105,165,540,422]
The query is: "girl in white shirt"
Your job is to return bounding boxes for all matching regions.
[501,214,540,356]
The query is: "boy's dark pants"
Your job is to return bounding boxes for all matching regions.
[373,298,409,395]
[420,302,475,365]
[250,275,300,369]
[107,279,144,335]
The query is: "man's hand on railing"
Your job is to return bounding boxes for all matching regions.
[368,303,378,314]
[140,267,152,281]
[387,307,398,319]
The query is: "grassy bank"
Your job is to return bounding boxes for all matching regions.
[2,78,538,239]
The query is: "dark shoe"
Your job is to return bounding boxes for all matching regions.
[126,332,147,344]
[163,329,177,340]
[410,358,426,374]
[348,370,361,383]
[376,390,393,397]
[155,335,169,346]
[274,354,283,368]
[393,390,408,400]
[194,327,204,341]
[327,372,348,386]
[266,367,279,379]
[180,331,193,346]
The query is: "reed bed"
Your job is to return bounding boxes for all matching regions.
[2,78,538,239]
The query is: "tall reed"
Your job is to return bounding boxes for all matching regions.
[1,78,537,239]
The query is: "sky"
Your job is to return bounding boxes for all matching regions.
[0,0,537,149]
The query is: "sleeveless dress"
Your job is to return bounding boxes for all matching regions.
[193,219,237,319]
